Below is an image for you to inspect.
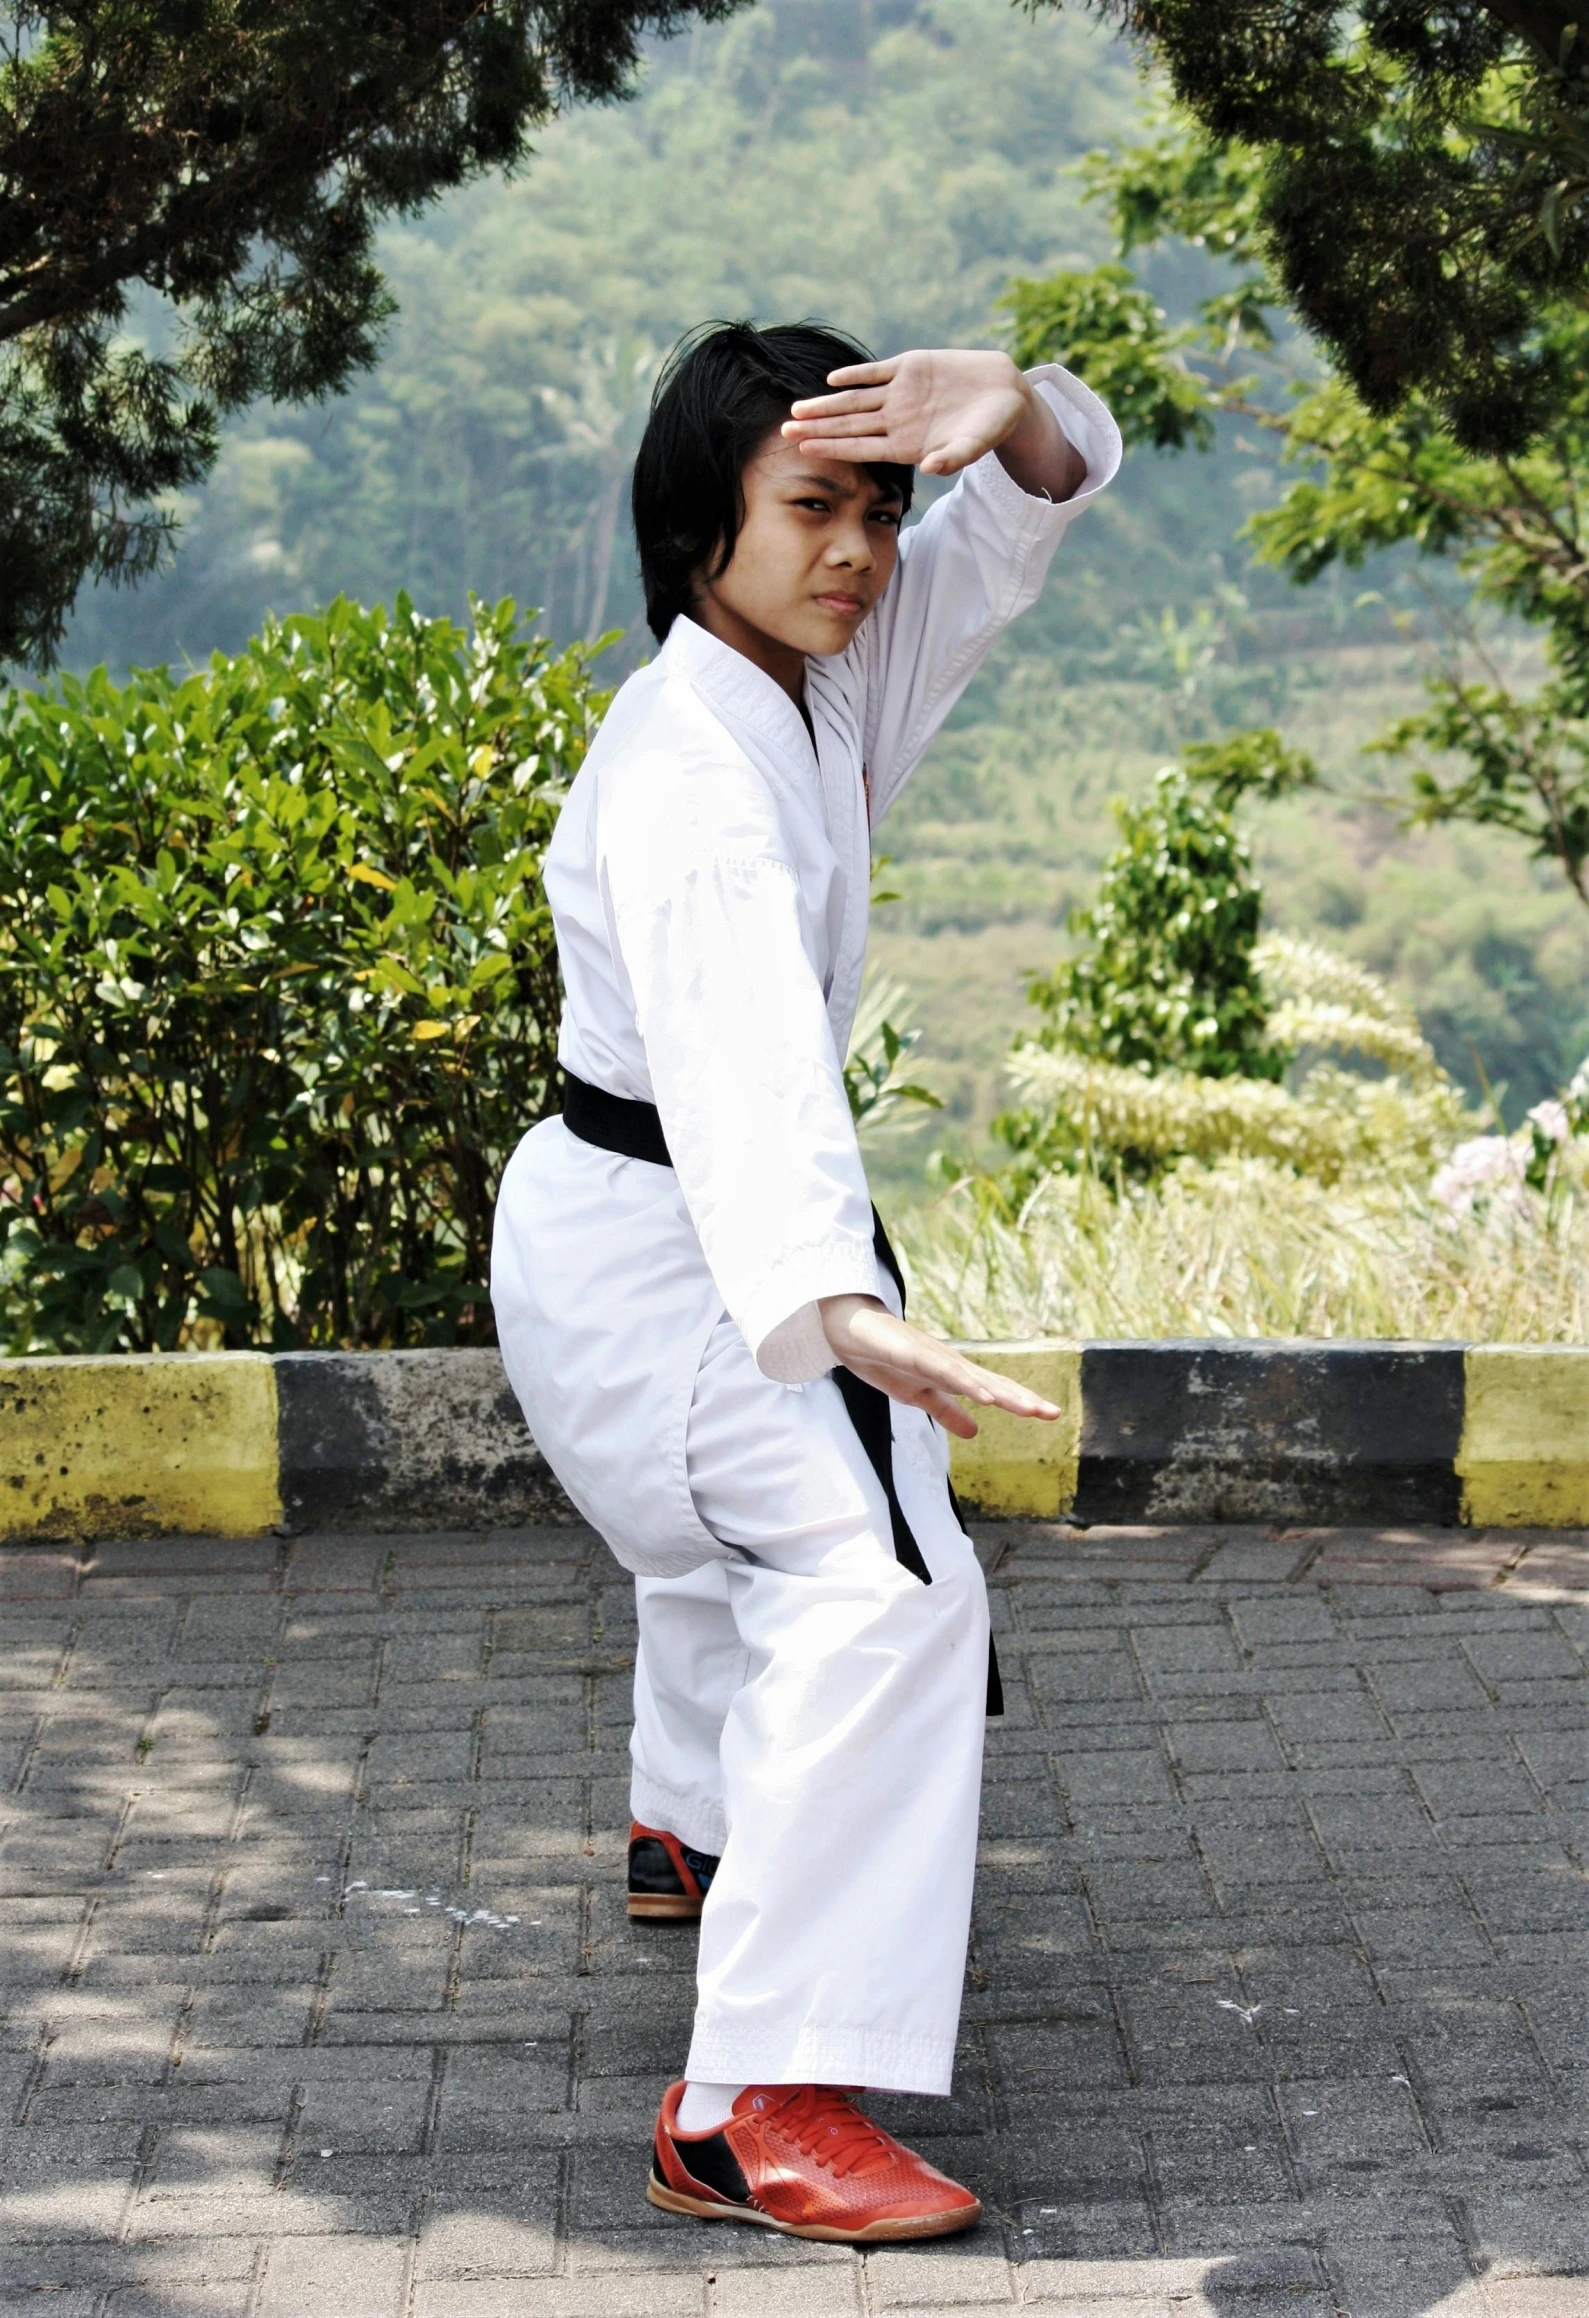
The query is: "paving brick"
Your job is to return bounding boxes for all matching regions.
[1163,1719,1285,1775]
[105,2291,252,2316]
[1055,1749,1175,1806]
[415,2189,559,2277]
[866,2248,1014,2303]
[1031,2248,1326,2300]
[0,2294,102,2316]
[414,2283,702,2318]
[708,2265,863,2313]
[1483,2285,1589,2317]
[257,2234,407,2316]
[1464,2190,1589,2278]
[0,2173,135,2238]
[1323,2226,1489,2318]
[293,2071,433,2155]
[2,1524,1585,2311]
[431,2044,571,2143]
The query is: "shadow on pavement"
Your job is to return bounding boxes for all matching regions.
[0,1521,1584,2314]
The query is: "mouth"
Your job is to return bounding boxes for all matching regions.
[814,592,867,617]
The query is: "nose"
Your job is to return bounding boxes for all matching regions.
[826,510,876,573]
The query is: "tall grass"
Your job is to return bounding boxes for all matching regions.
[901,1158,1589,1343]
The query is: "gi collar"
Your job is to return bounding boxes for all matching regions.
[660,615,818,764]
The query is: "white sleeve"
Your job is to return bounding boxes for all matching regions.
[854,362,1121,822]
[602,829,881,1384]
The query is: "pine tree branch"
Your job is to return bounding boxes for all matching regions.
[1476,0,1585,67]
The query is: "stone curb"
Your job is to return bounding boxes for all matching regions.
[0,1340,1585,1543]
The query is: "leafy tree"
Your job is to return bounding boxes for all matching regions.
[61,0,1147,674]
[1022,764,1288,1084]
[0,0,749,670]
[1005,112,1589,909]
[1033,0,1589,455]
[990,765,1288,1185]
[987,770,1467,1195]
[0,595,607,1352]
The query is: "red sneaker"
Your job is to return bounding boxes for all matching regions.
[647,2079,982,2243]
[627,1822,718,1920]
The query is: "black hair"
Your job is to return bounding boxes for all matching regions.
[631,319,915,643]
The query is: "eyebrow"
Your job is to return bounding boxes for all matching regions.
[776,461,903,507]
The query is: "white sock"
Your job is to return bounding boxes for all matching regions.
[676,2080,747,2134]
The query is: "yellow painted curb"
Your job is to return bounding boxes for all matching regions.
[1458,1346,1589,1527]
[0,1355,282,1542]
[948,1340,1081,1519]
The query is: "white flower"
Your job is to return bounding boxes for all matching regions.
[1431,1134,1527,1218]
[1527,1099,1570,1146]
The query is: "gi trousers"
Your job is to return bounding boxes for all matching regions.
[629,1311,991,2097]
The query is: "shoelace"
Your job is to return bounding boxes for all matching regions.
[757,2084,898,2179]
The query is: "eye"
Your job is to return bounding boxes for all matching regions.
[870,508,903,529]
[792,495,832,514]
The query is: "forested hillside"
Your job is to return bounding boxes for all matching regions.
[58,0,1589,1151]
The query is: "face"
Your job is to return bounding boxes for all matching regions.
[693,433,904,671]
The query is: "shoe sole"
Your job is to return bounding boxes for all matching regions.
[647,2175,981,2242]
[626,1894,702,1920]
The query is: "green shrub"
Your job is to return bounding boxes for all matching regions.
[1025,764,1285,1082]
[992,764,1288,1185]
[0,595,608,1353]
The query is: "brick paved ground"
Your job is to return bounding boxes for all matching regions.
[1,1520,1586,2318]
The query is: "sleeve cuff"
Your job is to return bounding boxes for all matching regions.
[748,1241,884,1383]
[756,1299,838,1385]
[964,363,1123,524]
[1029,362,1123,507]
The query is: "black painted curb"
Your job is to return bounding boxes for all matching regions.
[4,1338,1585,1541]
[273,1350,570,1533]
[1073,1341,1466,1526]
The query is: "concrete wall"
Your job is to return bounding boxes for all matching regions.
[1,1340,1585,1543]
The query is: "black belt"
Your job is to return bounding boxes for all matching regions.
[560,1069,1002,1716]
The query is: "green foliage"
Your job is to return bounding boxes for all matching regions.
[0,595,606,1353]
[1024,766,1285,1083]
[0,0,750,670]
[1182,727,1321,812]
[1371,679,1589,904]
[902,1139,1589,1345]
[992,767,1287,1186]
[1002,264,1214,450]
[1036,0,1589,455]
[35,0,1583,1162]
[844,977,943,1141]
[1008,100,1589,914]
[974,755,1488,1202]
[64,0,1145,675]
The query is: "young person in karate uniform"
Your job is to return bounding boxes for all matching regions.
[492,321,1120,2241]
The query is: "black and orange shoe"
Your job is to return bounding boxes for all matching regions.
[647,2079,982,2243]
[626,1822,720,1920]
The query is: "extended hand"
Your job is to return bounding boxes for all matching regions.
[818,1293,1061,1440]
[784,348,1084,495]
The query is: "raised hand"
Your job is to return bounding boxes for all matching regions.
[818,1293,1061,1439]
[784,348,1081,493]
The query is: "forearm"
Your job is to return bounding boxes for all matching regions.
[995,371,1087,503]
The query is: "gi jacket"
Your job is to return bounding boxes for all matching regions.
[491,362,1121,1576]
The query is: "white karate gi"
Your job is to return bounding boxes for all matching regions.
[492,362,1120,2094]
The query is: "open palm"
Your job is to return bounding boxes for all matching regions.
[784,349,1028,478]
[819,1294,1061,1439]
